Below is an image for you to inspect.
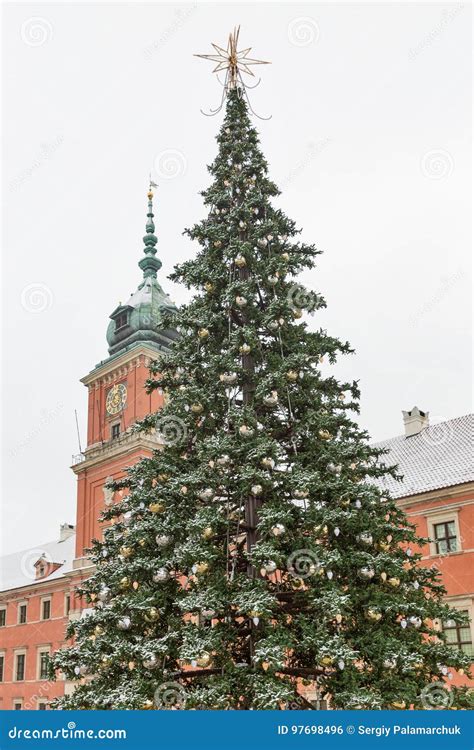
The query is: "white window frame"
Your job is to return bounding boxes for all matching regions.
[17,601,27,625]
[425,509,462,557]
[37,647,51,681]
[0,606,6,627]
[40,596,52,621]
[64,592,71,617]
[436,597,474,655]
[0,651,5,682]
[14,649,27,682]
[13,699,23,710]
[37,701,48,710]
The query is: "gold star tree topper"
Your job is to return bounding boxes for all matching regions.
[195,26,270,91]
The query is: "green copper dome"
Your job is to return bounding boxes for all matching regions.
[106,188,178,357]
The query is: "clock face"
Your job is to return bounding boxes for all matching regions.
[106,383,127,415]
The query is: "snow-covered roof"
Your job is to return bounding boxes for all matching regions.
[0,533,76,593]
[372,414,474,499]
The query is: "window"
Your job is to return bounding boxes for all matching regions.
[13,701,22,710]
[65,594,71,616]
[434,521,457,554]
[41,599,51,620]
[15,654,25,681]
[115,312,128,331]
[39,651,49,680]
[443,611,473,655]
[0,608,6,627]
[111,423,120,440]
[0,655,4,682]
[18,604,27,624]
[38,702,47,710]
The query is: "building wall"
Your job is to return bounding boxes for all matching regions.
[401,485,474,687]
[0,579,73,709]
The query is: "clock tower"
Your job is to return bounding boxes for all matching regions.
[72,186,177,566]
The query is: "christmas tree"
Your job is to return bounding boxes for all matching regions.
[52,30,471,710]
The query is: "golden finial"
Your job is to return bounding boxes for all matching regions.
[148,175,159,200]
[195,26,270,92]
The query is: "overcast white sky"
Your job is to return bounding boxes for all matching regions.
[1,2,471,555]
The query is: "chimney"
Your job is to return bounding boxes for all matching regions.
[59,522,75,541]
[402,406,429,437]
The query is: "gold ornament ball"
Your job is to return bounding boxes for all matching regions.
[388,577,400,587]
[196,652,211,668]
[319,655,333,666]
[120,546,133,558]
[202,527,213,540]
[286,370,298,382]
[149,502,165,514]
[191,403,203,414]
[145,607,160,622]
[391,700,406,710]
[198,328,209,339]
[204,282,214,292]
[318,429,332,440]
[367,609,382,622]
[119,577,130,590]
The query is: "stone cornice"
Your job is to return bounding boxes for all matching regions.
[396,481,474,509]
[0,575,73,600]
[81,344,163,388]
[71,429,163,473]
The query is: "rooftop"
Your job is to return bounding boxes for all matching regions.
[373,413,474,499]
[0,530,75,593]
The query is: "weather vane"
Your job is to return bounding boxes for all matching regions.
[195,26,271,119]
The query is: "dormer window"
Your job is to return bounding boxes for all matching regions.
[115,312,128,331]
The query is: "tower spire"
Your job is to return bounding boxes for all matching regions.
[138,179,162,280]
